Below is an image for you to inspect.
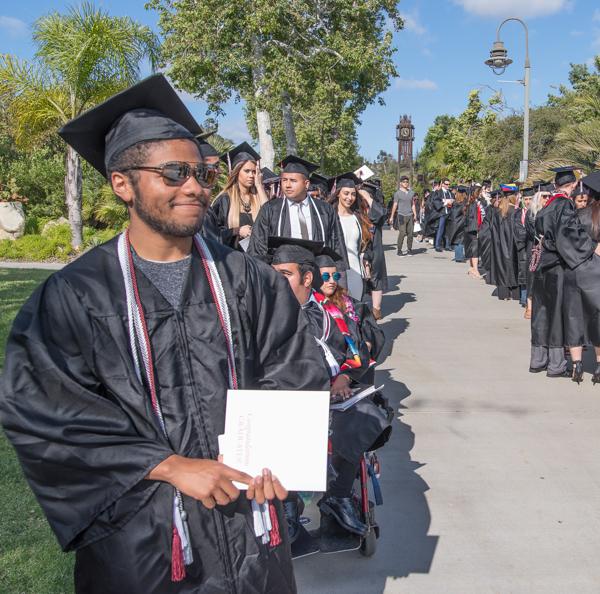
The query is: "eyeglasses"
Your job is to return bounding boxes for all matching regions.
[122,161,219,188]
[321,272,341,282]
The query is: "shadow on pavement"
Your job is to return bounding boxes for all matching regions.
[294,286,438,593]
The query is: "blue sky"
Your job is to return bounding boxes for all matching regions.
[1,0,599,162]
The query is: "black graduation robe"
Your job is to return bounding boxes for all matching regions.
[531,194,596,348]
[206,193,255,251]
[563,205,600,346]
[513,207,528,286]
[478,204,493,276]
[424,190,443,238]
[524,210,537,296]
[247,196,344,260]
[367,198,388,292]
[301,297,392,465]
[447,201,466,246]
[0,236,330,594]
[463,200,479,258]
[487,205,518,291]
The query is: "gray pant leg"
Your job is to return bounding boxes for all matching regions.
[406,217,414,251]
[530,345,548,370]
[397,220,406,253]
[547,347,567,375]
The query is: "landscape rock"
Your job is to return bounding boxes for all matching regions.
[0,202,26,240]
[42,217,69,236]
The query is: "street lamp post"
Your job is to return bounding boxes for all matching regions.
[485,18,531,182]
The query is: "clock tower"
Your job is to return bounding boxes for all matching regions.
[396,115,415,183]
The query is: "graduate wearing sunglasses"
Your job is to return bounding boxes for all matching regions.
[0,75,329,594]
[316,254,384,367]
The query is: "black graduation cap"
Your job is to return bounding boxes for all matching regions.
[58,74,201,178]
[482,180,492,186]
[278,155,319,178]
[522,187,534,197]
[457,185,469,193]
[220,141,260,171]
[261,167,278,184]
[196,139,220,158]
[551,166,577,186]
[268,236,323,267]
[328,172,360,192]
[580,171,600,194]
[490,190,502,199]
[315,246,345,271]
[309,173,329,193]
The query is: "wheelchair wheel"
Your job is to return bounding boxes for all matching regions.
[359,528,377,557]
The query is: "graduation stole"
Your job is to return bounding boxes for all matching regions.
[312,291,363,370]
[117,231,281,583]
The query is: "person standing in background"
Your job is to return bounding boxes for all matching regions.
[434,178,454,252]
[388,176,417,256]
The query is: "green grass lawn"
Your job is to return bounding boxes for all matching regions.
[0,268,74,593]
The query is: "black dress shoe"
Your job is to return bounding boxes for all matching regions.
[546,370,571,378]
[283,499,302,543]
[318,496,367,537]
[529,366,547,373]
[435,247,443,253]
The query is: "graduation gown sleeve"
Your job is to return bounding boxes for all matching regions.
[208,193,237,248]
[0,275,174,551]
[241,257,330,391]
[247,199,274,257]
[557,204,597,270]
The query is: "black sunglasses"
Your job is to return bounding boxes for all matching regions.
[321,272,341,282]
[123,161,219,188]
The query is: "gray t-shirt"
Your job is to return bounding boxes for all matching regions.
[132,250,192,308]
[393,189,414,217]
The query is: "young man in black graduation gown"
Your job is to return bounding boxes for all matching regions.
[248,156,344,259]
[530,167,599,378]
[0,75,330,594]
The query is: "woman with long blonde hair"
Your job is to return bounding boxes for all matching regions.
[208,142,268,250]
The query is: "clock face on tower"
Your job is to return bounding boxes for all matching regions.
[400,127,410,138]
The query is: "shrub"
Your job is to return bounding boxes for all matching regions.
[0,224,73,261]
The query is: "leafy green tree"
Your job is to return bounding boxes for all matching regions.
[148,0,402,170]
[0,3,159,248]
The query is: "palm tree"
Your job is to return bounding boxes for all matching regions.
[0,3,159,249]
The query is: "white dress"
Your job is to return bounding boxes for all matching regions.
[339,214,364,300]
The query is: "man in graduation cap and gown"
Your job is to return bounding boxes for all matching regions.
[0,74,330,594]
[530,166,600,378]
[269,238,391,541]
[248,156,344,259]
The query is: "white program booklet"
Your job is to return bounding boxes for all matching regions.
[220,389,330,492]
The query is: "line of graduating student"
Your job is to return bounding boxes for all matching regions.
[427,166,600,385]
[202,143,393,545]
[0,73,393,594]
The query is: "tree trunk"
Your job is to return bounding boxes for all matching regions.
[251,38,275,170]
[65,145,83,250]
[281,91,298,156]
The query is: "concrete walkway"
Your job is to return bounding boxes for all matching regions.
[295,230,600,594]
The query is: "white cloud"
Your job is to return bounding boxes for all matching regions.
[453,0,568,19]
[593,9,600,22]
[399,11,426,36]
[0,15,27,38]
[570,30,584,37]
[396,78,438,90]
